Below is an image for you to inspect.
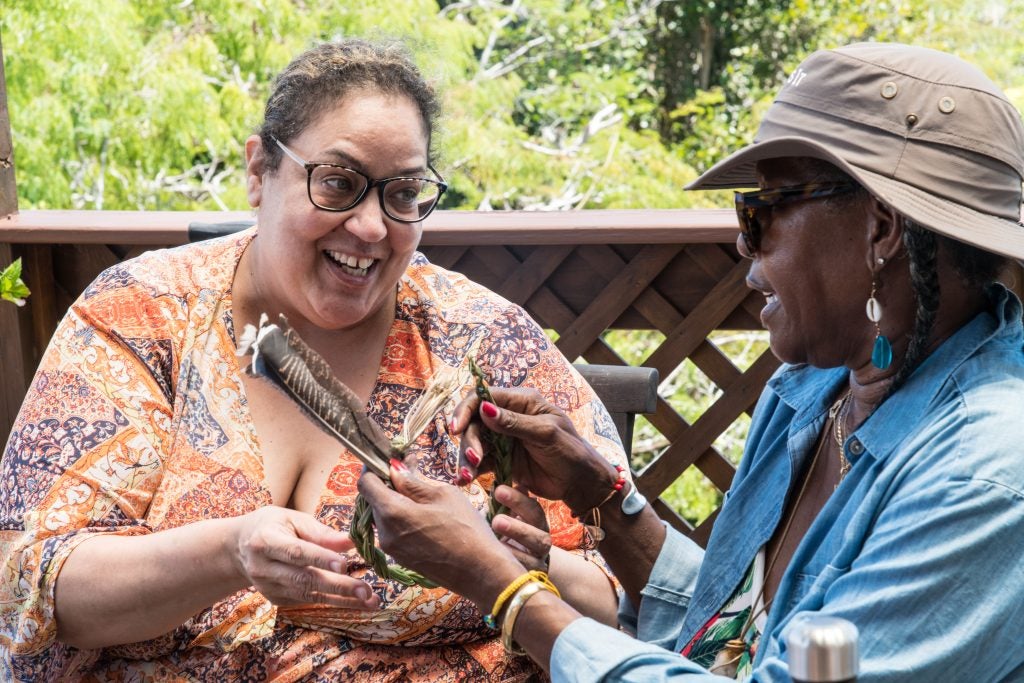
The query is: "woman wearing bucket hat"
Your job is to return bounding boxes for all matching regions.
[359,42,1024,681]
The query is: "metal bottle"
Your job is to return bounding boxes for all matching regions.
[786,614,859,683]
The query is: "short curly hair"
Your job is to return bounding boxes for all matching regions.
[257,38,440,172]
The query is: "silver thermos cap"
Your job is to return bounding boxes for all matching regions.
[786,614,859,683]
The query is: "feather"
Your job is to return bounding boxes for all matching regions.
[394,362,471,450]
[242,314,394,481]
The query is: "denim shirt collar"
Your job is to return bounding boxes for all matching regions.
[767,365,845,432]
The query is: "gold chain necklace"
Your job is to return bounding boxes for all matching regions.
[831,390,853,481]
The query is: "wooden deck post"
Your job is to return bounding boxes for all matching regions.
[0,28,29,449]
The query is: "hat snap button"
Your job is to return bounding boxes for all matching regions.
[881,81,898,99]
[938,96,956,113]
[905,113,919,127]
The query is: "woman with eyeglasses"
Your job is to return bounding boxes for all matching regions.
[360,43,1024,681]
[0,39,622,680]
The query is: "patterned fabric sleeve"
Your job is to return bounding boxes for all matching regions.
[472,302,628,561]
[0,275,177,671]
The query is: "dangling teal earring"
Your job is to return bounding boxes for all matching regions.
[866,264,892,370]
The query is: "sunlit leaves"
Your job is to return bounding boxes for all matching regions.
[0,257,30,306]
[2,0,1020,214]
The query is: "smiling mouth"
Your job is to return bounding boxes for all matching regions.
[746,278,777,305]
[324,249,376,277]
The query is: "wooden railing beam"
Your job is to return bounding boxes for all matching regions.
[0,208,740,245]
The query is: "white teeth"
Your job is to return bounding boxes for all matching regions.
[326,250,376,273]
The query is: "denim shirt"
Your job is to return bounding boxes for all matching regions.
[552,286,1024,682]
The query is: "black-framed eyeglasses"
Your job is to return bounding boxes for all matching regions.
[734,182,857,253]
[273,137,448,223]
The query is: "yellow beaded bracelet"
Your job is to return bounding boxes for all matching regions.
[484,570,557,630]
[501,580,559,655]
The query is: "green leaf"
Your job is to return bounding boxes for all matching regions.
[1,258,31,306]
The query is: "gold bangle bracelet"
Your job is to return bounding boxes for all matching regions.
[500,581,555,655]
[484,570,554,630]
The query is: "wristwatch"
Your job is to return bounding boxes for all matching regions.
[620,481,647,515]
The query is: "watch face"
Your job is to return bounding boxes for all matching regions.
[621,485,647,515]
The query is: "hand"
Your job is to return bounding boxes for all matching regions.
[358,461,526,611]
[492,484,551,573]
[232,506,378,609]
[452,387,619,513]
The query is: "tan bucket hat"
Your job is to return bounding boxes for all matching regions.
[686,42,1024,260]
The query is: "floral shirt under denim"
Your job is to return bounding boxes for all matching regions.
[680,549,767,680]
[552,286,1024,682]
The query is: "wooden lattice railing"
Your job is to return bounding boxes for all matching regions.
[1,208,766,546]
[3,209,1022,547]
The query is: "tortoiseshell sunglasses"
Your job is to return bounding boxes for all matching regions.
[734,182,857,253]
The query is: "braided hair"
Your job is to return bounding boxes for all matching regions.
[889,218,1009,391]
[889,221,939,390]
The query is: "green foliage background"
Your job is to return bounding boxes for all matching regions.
[3,0,1022,521]
[6,0,1022,215]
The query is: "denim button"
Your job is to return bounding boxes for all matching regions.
[848,439,865,455]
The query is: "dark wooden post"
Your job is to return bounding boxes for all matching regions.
[1007,262,1024,304]
[0,29,28,449]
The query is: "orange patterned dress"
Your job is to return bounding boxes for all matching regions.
[0,229,625,681]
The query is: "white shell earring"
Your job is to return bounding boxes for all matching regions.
[866,295,882,322]
[867,277,892,369]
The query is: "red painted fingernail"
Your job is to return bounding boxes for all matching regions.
[481,402,499,418]
[390,457,409,473]
[448,419,457,433]
[459,466,472,485]
[465,448,481,467]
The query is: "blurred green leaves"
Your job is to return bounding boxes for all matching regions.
[0,257,29,306]
[3,1,1020,214]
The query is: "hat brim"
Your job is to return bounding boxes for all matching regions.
[685,136,1024,261]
